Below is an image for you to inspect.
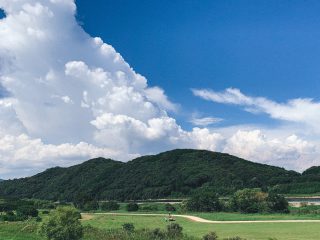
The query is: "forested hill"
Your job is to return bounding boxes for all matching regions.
[303,166,320,176]
[0,149,318,201]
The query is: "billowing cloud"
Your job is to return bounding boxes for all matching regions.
[223,130,317,170]
[0,0,319,178]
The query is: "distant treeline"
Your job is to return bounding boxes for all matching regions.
[0,149,319,201]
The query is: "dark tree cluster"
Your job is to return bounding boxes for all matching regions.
[0,199,39,221]
[185,188,289,214]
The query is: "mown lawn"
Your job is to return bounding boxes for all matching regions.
[82,214,320,240]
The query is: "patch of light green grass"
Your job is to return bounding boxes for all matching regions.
[82,214,320,240]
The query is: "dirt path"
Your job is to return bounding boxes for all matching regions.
[84,213,320,224]
[81,213,94,221]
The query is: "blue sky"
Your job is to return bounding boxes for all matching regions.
[76,0,320,129]
[1,0,320,178]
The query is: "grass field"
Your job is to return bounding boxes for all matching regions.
[92,202,320,221]
[82,214,320,240]
[0,222,42,240]
[1,213,320,240]
[194,211,320,221]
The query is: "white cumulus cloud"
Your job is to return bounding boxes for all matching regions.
[0,0,319,178]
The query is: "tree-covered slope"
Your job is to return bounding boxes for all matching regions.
[0,149,306,201]
[272,166,320,194]
[303,166,320,176]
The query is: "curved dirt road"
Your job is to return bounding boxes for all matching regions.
[84,213,320,224]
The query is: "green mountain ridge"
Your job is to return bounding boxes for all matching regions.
[302,166,320,176]
[0,149,319,201]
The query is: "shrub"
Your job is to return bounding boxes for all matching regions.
[122,223,135,232]
[167,223,183,237]
[149,228,166,239]
[82,201,99,211]
[100,201,120,211]
[42,210,50,215]
[165,203,176,212]
[16,205,39,218]
[186,190,222,212]
[140,204,159,212]
[126,202,139,212]
[0,211,22,222]
[203,232,219,240]
[39,206,83,240]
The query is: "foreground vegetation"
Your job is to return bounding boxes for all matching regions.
[2,149,320,201]
[82,214,320,240]
[1,196,320,240]
[1,212,320,240]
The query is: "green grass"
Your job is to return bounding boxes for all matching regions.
[0,222,42,240]
[92,202,320,221]
[82,214,320,240]
[1,213,320,240]
[194,211,320,221]
[284,193,320,197]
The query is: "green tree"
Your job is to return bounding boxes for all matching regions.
[82,200,99,211]
[40,206,83,240]
[186,189,222,212]
[100,201,120,211]
[267,192,289,213]
[126,202,139,212]
[16,205,38,218]
[231,189,268,213]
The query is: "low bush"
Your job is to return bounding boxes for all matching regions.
[167,223,183,238]
[165,203,176,212]
[203,232,218,240]
[82,201,99,211]
[100,201,120,211]
[140,204,159,212]
[126,202,139,212]
[291,204,320,214]
[149,228,166,239]
[0,211,25,221]
[83,225,197,240]
[122,223,135,232]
